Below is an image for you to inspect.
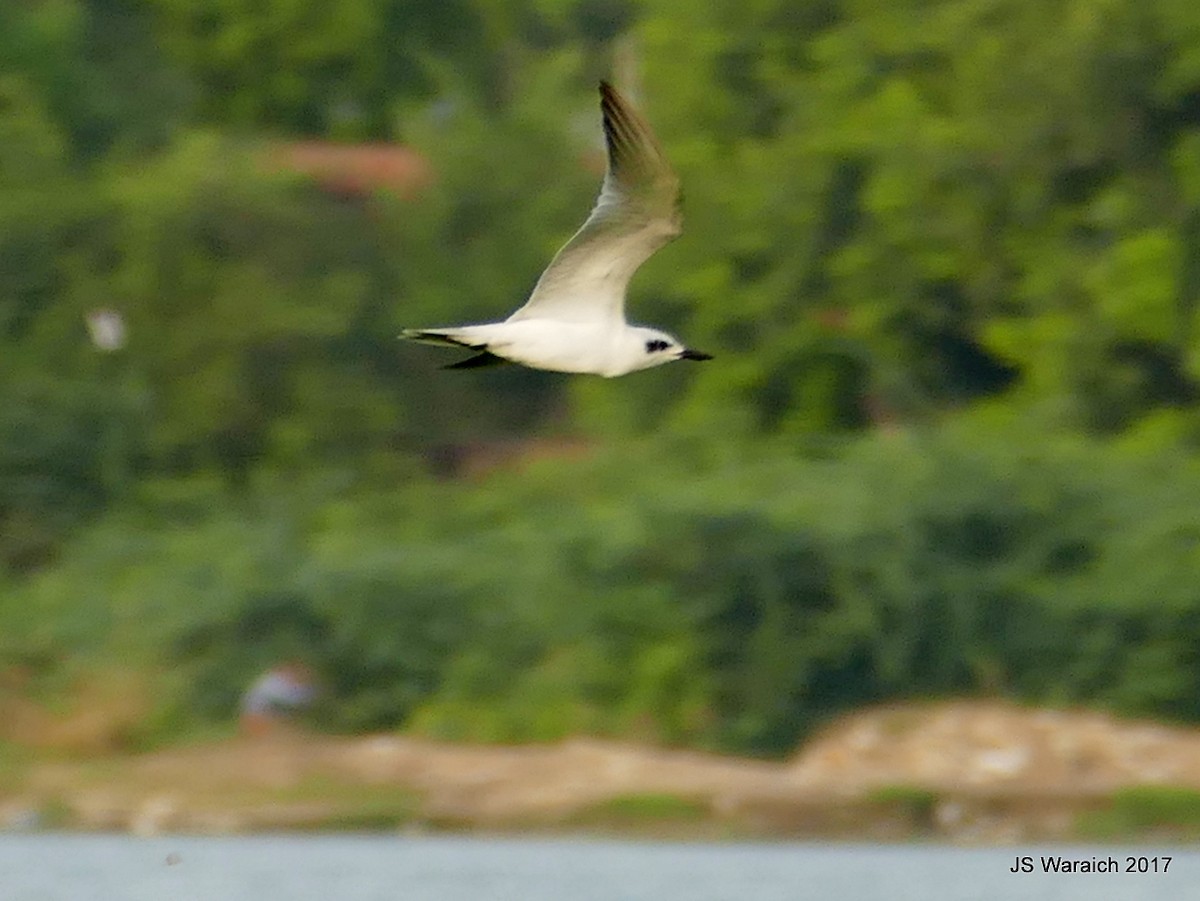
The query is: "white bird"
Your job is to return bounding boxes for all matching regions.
[401,81,711,377]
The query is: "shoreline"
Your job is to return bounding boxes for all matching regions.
[6,702,1200,842]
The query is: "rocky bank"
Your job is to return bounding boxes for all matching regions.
[6,701,1200,841]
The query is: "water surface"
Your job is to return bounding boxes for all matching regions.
[2,833,1193,901]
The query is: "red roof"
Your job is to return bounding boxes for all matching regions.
[271,142,433,198]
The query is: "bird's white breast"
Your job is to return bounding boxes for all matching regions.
[465,319,642,377]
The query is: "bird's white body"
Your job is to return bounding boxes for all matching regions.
[402,82,710,377]
[414,319,681,378]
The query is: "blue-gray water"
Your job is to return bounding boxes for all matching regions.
[2,834,1194,900]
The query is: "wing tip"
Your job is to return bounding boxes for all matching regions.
[599,81,634,120]
[599,82,649,159]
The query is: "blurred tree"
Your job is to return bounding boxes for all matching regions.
[0,0,188,162]
[142,0,568,135]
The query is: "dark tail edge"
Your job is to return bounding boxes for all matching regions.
[444,351,509,370]
[400,329,480,350]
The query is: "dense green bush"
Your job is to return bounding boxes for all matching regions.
[6,423,1200,755]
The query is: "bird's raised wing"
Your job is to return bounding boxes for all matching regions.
[507,82,682,325]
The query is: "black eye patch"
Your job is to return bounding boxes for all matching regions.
[645,339,670,353]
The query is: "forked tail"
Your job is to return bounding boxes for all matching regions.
[399,328,509,370]
[399,328,479,349]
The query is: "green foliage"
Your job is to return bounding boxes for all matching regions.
[1079,786,1200,839]
[141,0,596,134]
[868,785,939,830]
[573,793,708,825]
[0,0,187,162]
[9,424,1200,755]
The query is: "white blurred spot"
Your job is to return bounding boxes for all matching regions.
[86,308,126,352]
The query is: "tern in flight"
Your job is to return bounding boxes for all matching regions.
[401,81,711,376]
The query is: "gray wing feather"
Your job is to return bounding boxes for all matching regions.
[507,82,682,324]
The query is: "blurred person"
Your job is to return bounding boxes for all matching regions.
[239,661,317,737]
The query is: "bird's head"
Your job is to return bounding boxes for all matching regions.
[628,327,713,372]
